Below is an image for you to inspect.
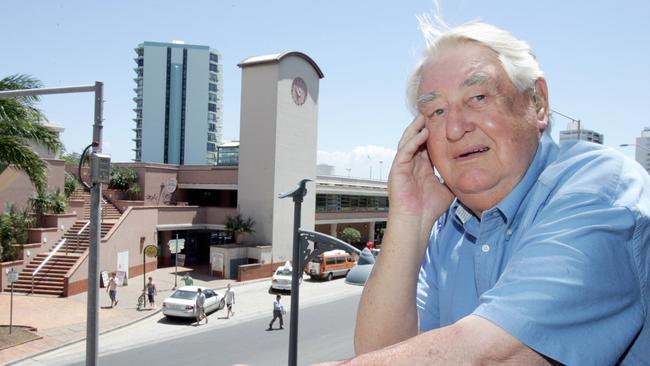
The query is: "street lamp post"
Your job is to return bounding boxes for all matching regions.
[551,109,581,140]
[0,83,106,366]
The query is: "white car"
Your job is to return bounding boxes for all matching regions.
[271,263,302,291]
[162,286,225,318]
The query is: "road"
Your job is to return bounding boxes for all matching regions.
[19,279,363,366]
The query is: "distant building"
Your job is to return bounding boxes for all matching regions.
[216,141,239,166]
[133,41,223,165]
[634,127,650,173]
[559,121,604,144]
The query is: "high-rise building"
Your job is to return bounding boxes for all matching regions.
[559,121,604,144]
[634,127,650,173]
[133,41,223,164]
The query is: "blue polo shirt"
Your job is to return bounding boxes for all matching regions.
[417,131,650,365]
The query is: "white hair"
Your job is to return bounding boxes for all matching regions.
[406,14,544,116]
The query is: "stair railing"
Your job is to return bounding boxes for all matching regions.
[71,221,91,255]
[32,238,67,294]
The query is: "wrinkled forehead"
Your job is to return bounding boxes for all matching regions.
[418,42,503,95]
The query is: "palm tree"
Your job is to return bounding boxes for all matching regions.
[0,74,62,192]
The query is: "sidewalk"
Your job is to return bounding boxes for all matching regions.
[0,266,257,365]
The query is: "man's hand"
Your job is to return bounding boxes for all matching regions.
[388,114,454,242]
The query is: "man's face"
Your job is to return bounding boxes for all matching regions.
[417,41,547,215]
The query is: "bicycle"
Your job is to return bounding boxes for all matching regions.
[137,290,146,310]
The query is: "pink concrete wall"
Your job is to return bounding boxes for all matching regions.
[177,166,238,184]
[0,158,65,214]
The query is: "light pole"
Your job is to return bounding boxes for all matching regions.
[379,161,383,181]
[620,143,649,151]
[551,109,581,140]
[0,83,106,366]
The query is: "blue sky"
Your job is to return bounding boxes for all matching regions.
[2,1,649,179]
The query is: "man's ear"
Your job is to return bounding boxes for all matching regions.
[533,78,549,131]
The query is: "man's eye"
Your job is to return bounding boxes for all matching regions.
[472,95,486,102]
[430,108,444,117]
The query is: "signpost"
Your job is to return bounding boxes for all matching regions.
[142,245,159,296]
[7,268,18,334]
[167,235,185,289]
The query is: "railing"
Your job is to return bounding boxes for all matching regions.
[70,221,91,255]
[32,238,67,294]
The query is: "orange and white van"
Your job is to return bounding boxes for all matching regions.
[305,249,355,281]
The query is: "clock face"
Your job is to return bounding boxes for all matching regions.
[291,77,307,106]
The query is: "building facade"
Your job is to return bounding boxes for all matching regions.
[559,121,604,144]
[133,41,223,165]
[634,127,650,173]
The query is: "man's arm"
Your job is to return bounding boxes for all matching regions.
[339,316,553,365]
[355,115,453,353]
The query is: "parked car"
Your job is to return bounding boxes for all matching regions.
[305,249,355,281]
[271,261,302,291]
[162,286,225,319]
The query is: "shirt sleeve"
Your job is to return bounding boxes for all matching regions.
[417,221,442,331]
[473,192,644,366]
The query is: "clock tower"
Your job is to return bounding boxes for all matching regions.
[237,52,324,262]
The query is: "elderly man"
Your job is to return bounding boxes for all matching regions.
[349,17,650,366]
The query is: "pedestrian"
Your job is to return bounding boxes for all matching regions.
[346,8,650,366]
[195,287,207,325]
[146,276,157,308]
[224,283,235,318]
[106,273,118,308]
[267,294,284,330]
[182,272,194,286]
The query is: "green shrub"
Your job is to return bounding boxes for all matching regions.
[0,204,34,262]
[29,188,67,226]
[64,172,77,197]
[340,227,361,245]
[108,167,138,191]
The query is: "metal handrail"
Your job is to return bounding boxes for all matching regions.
[71,221,91,255]
[32,238,67,294]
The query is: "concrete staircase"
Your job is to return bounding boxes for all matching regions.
[5,189,122,296]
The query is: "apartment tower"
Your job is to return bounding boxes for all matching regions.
[133,41,223,164]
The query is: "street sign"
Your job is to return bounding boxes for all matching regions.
[168,239,185,254]
[7,268,18,284]
[144,245,159,258]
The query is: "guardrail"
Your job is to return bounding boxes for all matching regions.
[70,221,91,255]
[32,238,67,293]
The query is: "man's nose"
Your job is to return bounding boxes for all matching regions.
[446,105,475,141]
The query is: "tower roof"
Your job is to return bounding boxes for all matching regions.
[238,51,324,79]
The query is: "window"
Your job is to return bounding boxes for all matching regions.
[326,257,336,265]
[208,123,216,132]
[207,142,215,152]
[208,112,217,121]
[209,83,217,92]
[208,133,216,142]
[210,74,218,82]
[208,103,216,112]
[210,53,218,63]
[209,64,218,72]
[209,93,217,102]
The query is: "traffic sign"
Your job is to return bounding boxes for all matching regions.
[144,245,159,258]
[168,239,185,254]
[7,269,18,284]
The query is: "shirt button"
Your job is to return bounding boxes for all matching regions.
[506,229,513,236]
[482,244,490,253]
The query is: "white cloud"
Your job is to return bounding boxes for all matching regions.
[317,145,396,180]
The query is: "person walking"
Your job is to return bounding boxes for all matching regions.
[106,273,118,308]
[182,272,194,286]
[195,287,207,325]
[267,294,284,330]
[224,283,235,318]
[146,276,158,308]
